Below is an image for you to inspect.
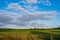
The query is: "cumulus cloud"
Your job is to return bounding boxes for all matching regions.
[0,10,29,26]
[0,10,20,26]
[7,3,29,14]
[7,3,56,21]
[0,10,56,27]
[0,2,56,28]
[20,11,56,21]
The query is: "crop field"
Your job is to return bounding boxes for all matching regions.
[0,28,60,40]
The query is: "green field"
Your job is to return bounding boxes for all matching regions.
[0,28,60,40]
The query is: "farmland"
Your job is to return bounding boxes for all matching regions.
[0,28,60,40]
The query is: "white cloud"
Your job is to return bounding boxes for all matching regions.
[38,0,51,6]
[0,10,56,27]
[19,0,51,6]
[19,0,37,4]
[7,3,29,14]
[0,10,21,26]
[19,0,51,12]
[23,5,38,12]
[26,0,37,4]
[27,22,50,28]
[0,2,56,28]
[7,3,56,20]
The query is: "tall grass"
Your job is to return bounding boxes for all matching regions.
[0,29,60,40]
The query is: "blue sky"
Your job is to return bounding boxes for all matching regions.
[0,0,60,29]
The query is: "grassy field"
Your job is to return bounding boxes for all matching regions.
[0,28,60,40]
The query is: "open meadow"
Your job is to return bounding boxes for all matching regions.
[0,28,60,40]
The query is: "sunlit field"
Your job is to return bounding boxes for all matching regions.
[0,28,60,40]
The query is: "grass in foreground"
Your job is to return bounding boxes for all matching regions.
[0,28,60,40]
